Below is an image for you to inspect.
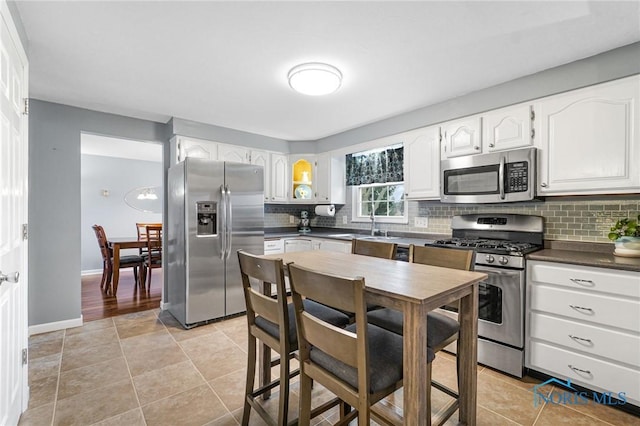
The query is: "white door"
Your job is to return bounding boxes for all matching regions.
[0,3,29,424]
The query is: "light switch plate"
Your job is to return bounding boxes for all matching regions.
[289,215,295,224]
[342,215,348,225]
[414,217,429,228]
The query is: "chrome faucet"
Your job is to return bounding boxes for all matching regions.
[370,211,377,236]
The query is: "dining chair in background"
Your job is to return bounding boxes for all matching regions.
[351,238,397,259]
[142,224,162,289]
[237,250,348,425]
[91,224,145,293]
[288,262,426,425]
[136,222,162,255]
[367,244,475,425]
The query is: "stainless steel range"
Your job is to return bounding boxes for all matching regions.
[431,214,544,377]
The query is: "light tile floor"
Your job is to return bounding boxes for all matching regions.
[20,309,640,425]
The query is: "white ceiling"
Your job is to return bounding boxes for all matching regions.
[15,1,640,141]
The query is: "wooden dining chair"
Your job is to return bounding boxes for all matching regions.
[367,244,475,425]
[142,224,162,289]
[91,224,145,293]
[351,239,397,259]
[287,262,433,426]
[136,222,162,256]
[237,250,348,426]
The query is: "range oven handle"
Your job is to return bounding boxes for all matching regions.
[499,155,506,200]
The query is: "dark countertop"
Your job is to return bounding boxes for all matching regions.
[264,227,447,249]
[526,240,640,272]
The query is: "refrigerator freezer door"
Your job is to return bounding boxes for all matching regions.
[185,158,226,324]
[225,162,264,315]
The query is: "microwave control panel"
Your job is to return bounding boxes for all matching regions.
[505,162,528,193]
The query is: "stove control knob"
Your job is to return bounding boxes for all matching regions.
[498,256,508,265]
[485,255,495,263]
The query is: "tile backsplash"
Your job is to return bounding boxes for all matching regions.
[265,190,639,244]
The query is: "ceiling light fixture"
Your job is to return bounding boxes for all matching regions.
[288,62,342,96]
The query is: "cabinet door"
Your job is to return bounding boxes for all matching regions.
[177,136,218,162]
[251,150,270,202]
[290,155,316,202]
[538,75,640,195]
[316,239,352,253]
[315,153,346,204]
[482,104,534,152]
[218,143,250,163]
[270,153,288,202]
[405,125,441,199]
[442,115,482,158]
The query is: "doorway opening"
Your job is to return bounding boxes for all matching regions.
[80,133,164,321]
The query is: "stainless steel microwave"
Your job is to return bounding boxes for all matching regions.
[441,147,536,203]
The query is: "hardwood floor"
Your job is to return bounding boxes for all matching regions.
[81,269,162,322]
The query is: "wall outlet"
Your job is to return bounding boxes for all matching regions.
[342,215,348,225]
[414,216,429,228]
[289,215,295,224]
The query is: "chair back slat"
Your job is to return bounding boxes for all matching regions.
[247,290,280,324]
[409,245,474,270]
[289,264,360,313]
[351,239,397,259]
[299,311,359,367]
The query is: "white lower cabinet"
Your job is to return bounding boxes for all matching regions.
[264,239,284,255]
[526,261,640,406]
[283,238,312,252]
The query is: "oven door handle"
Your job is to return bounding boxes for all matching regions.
[499,155,506,200]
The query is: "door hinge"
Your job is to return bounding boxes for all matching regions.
[531,129,535,139]
[22,348,28,365]
[23,98,29,115]
[22,224,28,240]
[530,109,535,121]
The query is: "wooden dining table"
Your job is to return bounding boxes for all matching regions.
[106,237,148,296]
[262,250,487,425]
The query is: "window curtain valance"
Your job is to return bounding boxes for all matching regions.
[345,145,404,186]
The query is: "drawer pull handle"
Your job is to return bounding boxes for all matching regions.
[569,335,593,344]
[569,305,594,313]
[570,278,595,286]
[568,365,591,375]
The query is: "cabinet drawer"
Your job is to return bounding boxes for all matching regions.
[529,312,640,367]
[528,341,640,404]
[264,239,284,253]
[530,285,640,333]
[528,261,640,298]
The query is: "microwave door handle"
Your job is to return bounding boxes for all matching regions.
[499,155,506,200]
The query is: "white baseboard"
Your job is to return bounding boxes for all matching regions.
[81,269,102,276]
[29,315,83,336]
[160,300,169,311]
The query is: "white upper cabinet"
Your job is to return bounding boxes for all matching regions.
[537,75,640,195]
[175,136,218,163]
[482,103,534,152]
[315,152,346,204]
[441,115,482,158]
[218,143,250,163]
[250,150,270,202]
[404,125,441,199]
[270,153,288,203]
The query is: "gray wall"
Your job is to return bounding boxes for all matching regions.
[81,154,162,271]
[28,100,166,326]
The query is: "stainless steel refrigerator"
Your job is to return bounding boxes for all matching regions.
[167,158,264,328]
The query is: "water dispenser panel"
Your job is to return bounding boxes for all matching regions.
[196,201,217,236]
